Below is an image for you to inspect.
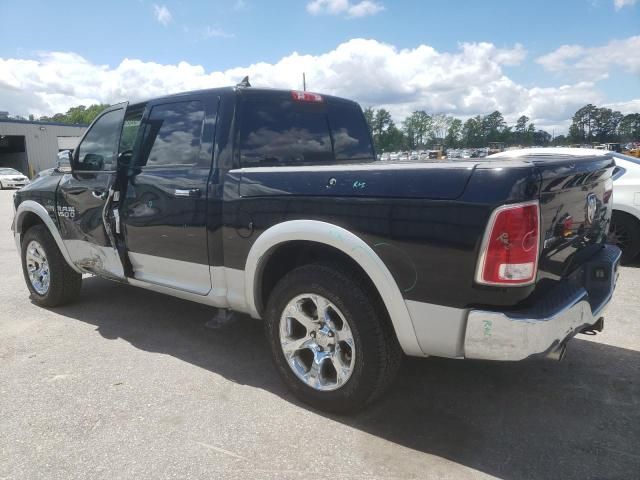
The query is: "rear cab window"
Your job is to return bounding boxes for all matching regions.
[238,91,374,168]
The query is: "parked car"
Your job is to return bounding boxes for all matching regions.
[0,168,29,189]
[12,87,620,412]
[491,147,640,264]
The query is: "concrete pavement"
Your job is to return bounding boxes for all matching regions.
[1,189,639,480]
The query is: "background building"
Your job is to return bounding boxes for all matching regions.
[0,119,87,177]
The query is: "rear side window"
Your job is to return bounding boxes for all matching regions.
[328,103,374,161]
[239,97,374,167]
[239,99,332,167]
[137,100,205,167]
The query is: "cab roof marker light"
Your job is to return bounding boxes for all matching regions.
[291,91,323,103]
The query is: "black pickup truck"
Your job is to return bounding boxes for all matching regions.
[12,85,621,412]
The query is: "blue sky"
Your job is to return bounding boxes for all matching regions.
[1,0,638,131]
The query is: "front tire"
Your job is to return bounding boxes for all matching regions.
[265,263,402,413]
[608,211,640,264]
[21,225,82,307]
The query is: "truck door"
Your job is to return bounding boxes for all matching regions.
[57,103,128,279]
[120,94,218,295]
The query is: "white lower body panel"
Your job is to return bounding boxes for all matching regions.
[128,251,212,296]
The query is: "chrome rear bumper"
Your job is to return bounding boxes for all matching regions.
[464,245,621,361]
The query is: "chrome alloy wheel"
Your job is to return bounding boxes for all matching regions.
[26,240,50,295]
[279,294,356,391]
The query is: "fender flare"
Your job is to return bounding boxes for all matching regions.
[244,220,424,356]
[13,200,82,273]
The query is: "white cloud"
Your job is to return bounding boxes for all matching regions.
[203,26,234,38]
[603,98,640,114]
[536,35,640,79]
[234,0,248,10]
[614,0,637,9]
[307,0,384,17]
[0,39,636,133]
[345,0,385,17]
[153,4,172,26]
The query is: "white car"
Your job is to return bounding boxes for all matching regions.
[490,148,640,263]
[0,168,30,189]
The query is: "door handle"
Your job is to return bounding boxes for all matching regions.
[92,190,107,199]
[174,188,201,198]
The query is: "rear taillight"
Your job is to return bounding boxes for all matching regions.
[291,90,323,103]
[476,201,540,286]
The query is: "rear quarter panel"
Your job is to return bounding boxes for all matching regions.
[223,161,541,310]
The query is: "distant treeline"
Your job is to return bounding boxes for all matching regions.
[38,104,110,125]
[364,104,640,152]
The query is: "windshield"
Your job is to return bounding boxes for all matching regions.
[0,168,21,175]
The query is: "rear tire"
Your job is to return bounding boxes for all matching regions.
[21,225,82,307]
[264,263,402,413]
[608,211,640,264]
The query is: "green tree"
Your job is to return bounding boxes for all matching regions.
[593,108,623,142]
[619,113,640,142]
[533,129,552,145]
[40,104,109,125]
[552,134,567,146]
[372,109,393,139]
[514,115,529,145]
[569,104,598,143]
[365,108,407,152]
[402,110,431,148]
[363,107,375,133]
[402,115,418,149]
[379,123,406,152]
[462,116,484,147]
[444,118,463,148]
[482,111,506,143]
[525,123,536,146]
[430,113,453,144]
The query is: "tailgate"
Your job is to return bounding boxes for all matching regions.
[536,155,615,280]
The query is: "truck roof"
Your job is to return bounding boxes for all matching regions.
[126,85,359,110]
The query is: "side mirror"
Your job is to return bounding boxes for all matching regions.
[117,150,133,168]
[83,153,104,171]
[56,150,73,173]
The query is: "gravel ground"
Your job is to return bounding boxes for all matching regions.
[1,189,639,480]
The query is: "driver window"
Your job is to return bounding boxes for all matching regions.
[76,108,124,171]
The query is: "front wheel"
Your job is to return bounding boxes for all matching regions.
[21,225,82,307]
[265,263,402,413]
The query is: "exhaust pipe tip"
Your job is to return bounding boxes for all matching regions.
[546,344,567,361]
